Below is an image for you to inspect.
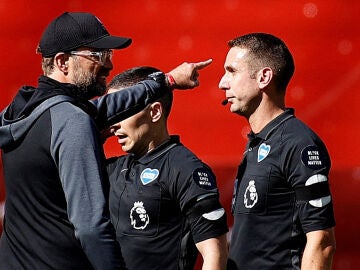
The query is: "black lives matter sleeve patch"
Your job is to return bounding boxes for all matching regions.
[193,168,216,190]
[301,145,327,170]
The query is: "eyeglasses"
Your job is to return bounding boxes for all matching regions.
[69,49,113,66]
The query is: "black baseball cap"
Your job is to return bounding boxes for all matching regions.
[37,12,132,57]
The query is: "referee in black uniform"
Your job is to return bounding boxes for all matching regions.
[105,66,228,270]
[219,33,336,269]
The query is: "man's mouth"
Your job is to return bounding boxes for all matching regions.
[97,70,110,85]
[116,134,127,144]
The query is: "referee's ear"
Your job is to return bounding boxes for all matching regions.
[149,102,163,123]
[257,67,273,90]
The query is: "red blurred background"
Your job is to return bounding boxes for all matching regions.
[0,1,359,269]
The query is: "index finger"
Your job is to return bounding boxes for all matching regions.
[194,58,213,70]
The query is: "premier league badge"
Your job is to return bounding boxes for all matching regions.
[244,180,258,208]
[130,201,149,230]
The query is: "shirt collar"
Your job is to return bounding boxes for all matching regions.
[248,108,295,141]
[129,135,180,164]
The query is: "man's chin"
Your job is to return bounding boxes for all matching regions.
[121,145,134,154]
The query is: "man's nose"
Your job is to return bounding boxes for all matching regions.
[103,57,113,70]
[218,75,228,90]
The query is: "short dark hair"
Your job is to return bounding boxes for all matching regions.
[41,56,55,76]
[107,66,173,119]
[228,33,295,91]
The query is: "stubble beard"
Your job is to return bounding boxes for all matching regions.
[71,61,106,100]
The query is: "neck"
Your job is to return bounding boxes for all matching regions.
[148,133,170,153]
[247,88,286,133]
[136,126,170,158]
[248,101,285,133]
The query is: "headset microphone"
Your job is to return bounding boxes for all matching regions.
[221,99,228,106]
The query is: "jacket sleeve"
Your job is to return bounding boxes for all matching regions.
[92,79,169,130]
[50,102,124,270]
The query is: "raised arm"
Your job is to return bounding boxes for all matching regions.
[93,59,213,128]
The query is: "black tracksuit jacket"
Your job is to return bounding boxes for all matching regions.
[0,75,167,269]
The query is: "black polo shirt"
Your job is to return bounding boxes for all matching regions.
[107,136,228,270]
[228,109,335,270]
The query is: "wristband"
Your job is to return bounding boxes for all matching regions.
[165,73,176,89]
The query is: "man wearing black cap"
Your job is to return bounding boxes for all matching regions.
[0,12,212,270]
